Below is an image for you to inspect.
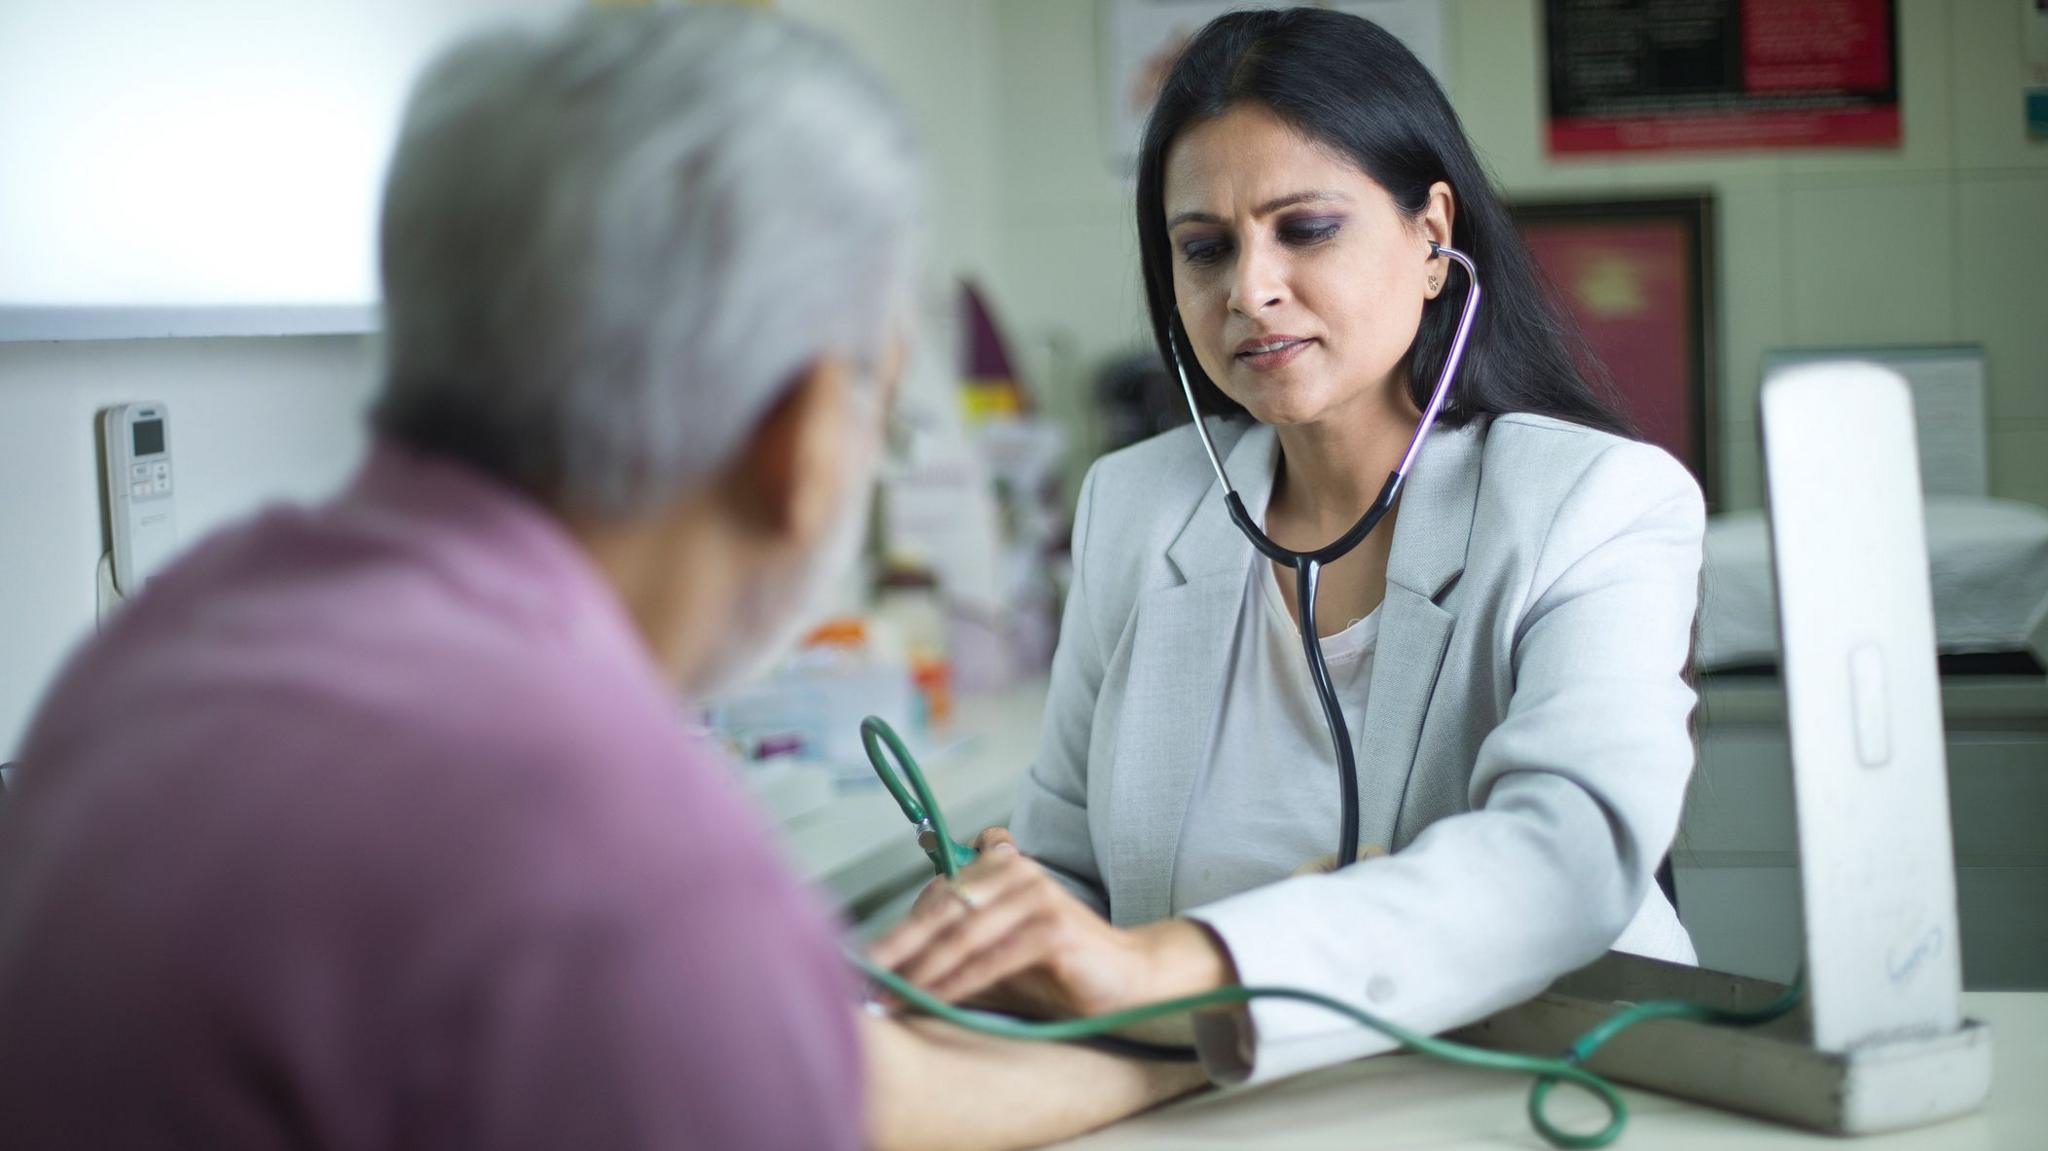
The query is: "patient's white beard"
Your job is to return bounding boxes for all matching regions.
[689,463,875,700]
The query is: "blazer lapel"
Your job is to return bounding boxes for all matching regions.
[1360,421,1484,850]
[1108,424,1276,926]
[1105,420,1486,918]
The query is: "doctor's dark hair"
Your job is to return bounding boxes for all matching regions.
[1135,8,1632,437]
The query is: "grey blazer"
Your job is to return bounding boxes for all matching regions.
[1010,413,1704,1084]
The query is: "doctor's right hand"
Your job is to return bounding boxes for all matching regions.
[902,827,1015,923]
[872,828,1235,1022]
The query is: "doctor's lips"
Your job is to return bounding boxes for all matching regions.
[1235,332,1315,371]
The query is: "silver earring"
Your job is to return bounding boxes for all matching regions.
[1427,276,1440,292]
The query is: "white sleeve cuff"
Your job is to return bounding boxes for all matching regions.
[1182,880,1404,1086]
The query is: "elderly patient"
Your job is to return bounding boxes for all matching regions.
[0,9,1200,1151]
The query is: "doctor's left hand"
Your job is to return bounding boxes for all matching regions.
[869,829,1234,1020]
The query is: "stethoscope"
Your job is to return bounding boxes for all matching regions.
[1165,240,1482,869]
[854,243,1804,1148]
[855,704,1802,1150]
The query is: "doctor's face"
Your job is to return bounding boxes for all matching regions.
[1163,103,1451,430]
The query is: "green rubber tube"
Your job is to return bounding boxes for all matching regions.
[856,714,1801,1148]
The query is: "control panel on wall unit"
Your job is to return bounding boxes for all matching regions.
[102,402,179,597]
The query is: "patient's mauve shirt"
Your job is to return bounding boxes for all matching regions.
[0,444,861,1150]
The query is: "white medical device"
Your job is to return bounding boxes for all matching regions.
[1457,361,1992,1135]
[101,402,179,597]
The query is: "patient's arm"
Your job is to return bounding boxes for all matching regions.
[861,1012,1209,1151]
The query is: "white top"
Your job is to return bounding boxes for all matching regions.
[1170,557,1380,913]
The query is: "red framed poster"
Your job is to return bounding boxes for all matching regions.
[1545,0,1900,155]
[1512,197,1716,502]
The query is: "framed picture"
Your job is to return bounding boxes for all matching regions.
[1544,0,1900,154]
[1510,196,1716,504]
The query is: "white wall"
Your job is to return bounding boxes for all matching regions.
[10,0,2039,752]
[980,0,2048,515]
[0,337,381,755]
[0,0,1010,757]
[782,0,1005,290]
[0,0,577,307]
[1451,0,2048,514]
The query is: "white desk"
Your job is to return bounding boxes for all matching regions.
[1056,993,2045,1149]
[775,680,1046,911]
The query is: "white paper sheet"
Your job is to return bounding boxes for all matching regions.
[1763,347,1989,499]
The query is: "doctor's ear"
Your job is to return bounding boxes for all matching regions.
[1419,182,1455,296]
[726,354,856,550]
[1419,181,1456,248]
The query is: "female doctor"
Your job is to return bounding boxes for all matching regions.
[872,5,1704,1090]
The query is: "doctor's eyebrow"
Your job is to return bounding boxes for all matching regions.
[1166,190,1351,229]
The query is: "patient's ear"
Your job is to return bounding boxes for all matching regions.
[727,354,856,551]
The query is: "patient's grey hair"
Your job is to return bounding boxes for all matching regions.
[373,6,922,517]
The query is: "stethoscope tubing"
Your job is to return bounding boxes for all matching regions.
[1166,241,1482,869]
[854,710,1806,1150]
[847,240,1803,1151]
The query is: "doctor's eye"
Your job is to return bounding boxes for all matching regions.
[1178,237,1230,267]
[1279,217,1342,246]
